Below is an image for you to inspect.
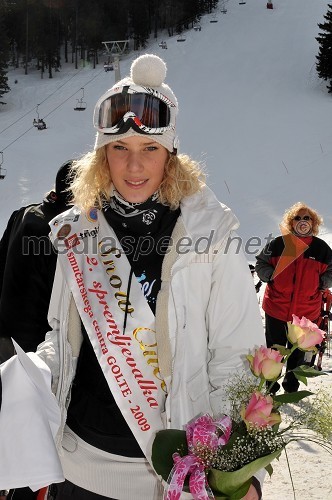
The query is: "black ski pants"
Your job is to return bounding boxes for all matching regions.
[265,313,305,393]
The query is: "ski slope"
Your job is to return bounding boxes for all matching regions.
[0,0,331,259]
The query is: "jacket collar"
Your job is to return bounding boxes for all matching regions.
[180,185,239,247]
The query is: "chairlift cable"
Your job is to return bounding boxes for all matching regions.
[42,69,104,119]
[42,88,85,118]
[0,68,85,136]
[0,68,105,153]
[1,126,36,153]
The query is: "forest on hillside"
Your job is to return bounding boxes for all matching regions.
[0,0,218,92]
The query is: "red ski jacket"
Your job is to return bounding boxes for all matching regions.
[255,235,332,322]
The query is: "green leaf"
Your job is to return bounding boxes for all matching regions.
[293,365,327,378]
[151,429,187,481]
[273,390,313,404]
[208,449,282,496]
[271,344,291,356]
[294,374,308,385]
[265,463,274,477]
[213,479,251,499]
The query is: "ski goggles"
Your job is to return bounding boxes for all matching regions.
[93,84,175,135]
[293,215,312,221]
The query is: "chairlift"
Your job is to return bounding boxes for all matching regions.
[32,104,47,130]
[74,87,87,111]
[158,41,168,49]
[104,62,114,72]
[193,24,202,31]
[210,14,218,23]
[177,34,186,42]
[0,152,7,180]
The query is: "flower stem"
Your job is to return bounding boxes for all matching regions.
[284,447,296,500]
[258,379,265,391]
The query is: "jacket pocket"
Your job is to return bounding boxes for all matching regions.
[187,367,210,417]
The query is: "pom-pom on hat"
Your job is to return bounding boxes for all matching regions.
[94,54,178,153]
[130,53,167,86]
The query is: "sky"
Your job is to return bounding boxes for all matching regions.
[0,0,331,261]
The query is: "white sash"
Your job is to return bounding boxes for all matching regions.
[51,207,166,462]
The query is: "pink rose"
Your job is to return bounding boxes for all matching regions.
[287,314,325,351]
[241,391,281,428]
[247,346,284,381]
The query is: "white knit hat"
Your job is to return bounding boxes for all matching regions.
[94,54,179,153]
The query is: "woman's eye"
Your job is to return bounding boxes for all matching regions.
[113,145,126,150]
[146,146,157,151]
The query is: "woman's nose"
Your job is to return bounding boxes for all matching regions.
[126,151,143,171]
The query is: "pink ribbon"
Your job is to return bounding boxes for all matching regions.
[164,452,212,500]
[164,414,232,500]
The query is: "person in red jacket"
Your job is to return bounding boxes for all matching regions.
[255,202,332,393]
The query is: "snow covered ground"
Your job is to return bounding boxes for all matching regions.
[0,0,331,497]
[263,366,332,500]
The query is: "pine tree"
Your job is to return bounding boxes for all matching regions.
[0,1,10,104]
[316,3,332,93]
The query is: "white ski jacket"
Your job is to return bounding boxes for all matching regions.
[37,185,265,443]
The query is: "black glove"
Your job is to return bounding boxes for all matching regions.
[255,281,263,293]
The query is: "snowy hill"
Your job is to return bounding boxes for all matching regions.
[0,0,331,258]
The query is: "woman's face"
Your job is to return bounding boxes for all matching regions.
[291,208,313,236]
[106,136,168,203]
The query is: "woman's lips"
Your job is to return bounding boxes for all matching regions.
[125,179,148,188]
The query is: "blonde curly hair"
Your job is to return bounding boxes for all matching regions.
[69,147,206,211]
[282,202,323,236]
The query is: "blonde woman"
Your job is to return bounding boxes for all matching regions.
[0,54,264,500]
[281,201,323,237]
[255,202,332,394]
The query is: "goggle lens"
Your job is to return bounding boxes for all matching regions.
[97,92,171,130]
[293,215,312,221]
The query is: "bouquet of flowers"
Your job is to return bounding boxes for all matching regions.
[152,315,332,499]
